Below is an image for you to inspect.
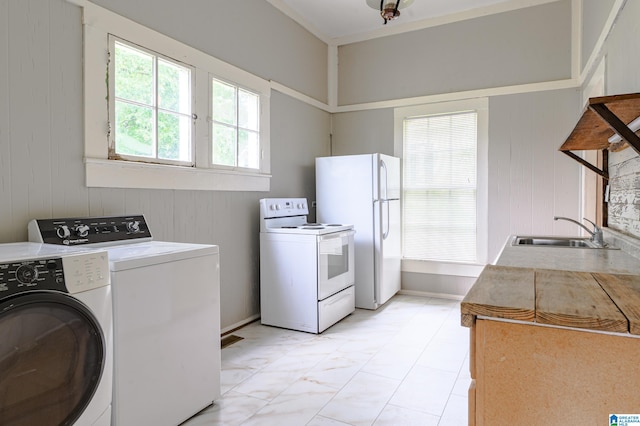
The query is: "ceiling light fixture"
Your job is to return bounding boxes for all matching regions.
[366,0,415,25]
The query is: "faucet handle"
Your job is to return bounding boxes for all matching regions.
[582,217,605,246]
[582,217,600,232]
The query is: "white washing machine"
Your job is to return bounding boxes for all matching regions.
[29,216,221,426]
[0,242,112,426]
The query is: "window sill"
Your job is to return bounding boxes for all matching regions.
[85,158,270,191]
[402,259,485,278]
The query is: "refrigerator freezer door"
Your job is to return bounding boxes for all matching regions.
[378,154,401,201]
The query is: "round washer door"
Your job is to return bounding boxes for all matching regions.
[0,292,105,426]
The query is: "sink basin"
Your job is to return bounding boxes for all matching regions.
[511,236,617,249]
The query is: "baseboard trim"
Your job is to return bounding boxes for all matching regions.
[221,313,261,335]
[398,289,465,301]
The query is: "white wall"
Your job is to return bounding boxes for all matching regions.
[331,110,395,156]
[90,0,329,103]
[487,89,582,259]
[0,0,331,330]
[581,0,616,72]
[338,0,572,105]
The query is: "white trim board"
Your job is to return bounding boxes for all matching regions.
[279,78,579,114]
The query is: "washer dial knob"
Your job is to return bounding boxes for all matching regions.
[74,224,90,237]
[126,221,140,233]
[16,264,39,284]
[56,225,70,239]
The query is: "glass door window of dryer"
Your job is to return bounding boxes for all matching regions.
[0,293,105,426]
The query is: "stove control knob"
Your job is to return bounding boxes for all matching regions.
[126,221,140,233]
[74,224,90,237]
[16,264,38,284]
[56,225,71,239]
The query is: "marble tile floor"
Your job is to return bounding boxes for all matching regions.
[183,295,470,426]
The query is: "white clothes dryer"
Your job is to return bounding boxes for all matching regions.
[0,242,112,426]
[29,216,221,426]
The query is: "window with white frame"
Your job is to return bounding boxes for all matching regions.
[111,38,194,166]
[211,78,260,169]
[83,3,271,191]
[395,99,488,270]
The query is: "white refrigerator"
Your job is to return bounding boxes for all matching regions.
[315,153,401,309]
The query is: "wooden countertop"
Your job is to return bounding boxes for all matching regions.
[461,265,640,335]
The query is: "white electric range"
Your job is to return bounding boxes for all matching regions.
[259,198,355,333]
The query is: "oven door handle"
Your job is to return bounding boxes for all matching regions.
[318,230,355,241]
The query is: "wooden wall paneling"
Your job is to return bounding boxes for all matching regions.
[0,0,13,242]
[551,99,582,235]
[188,190,218,245]
[508,101,534,236]
[145,190,175,241]
[531,99,558,236]
[123,189,175,241]
[122,189,151,220]
[172,190,200,243]
[9,0,53,238]
[487,99,513,261]
[88,188,126,217]
[172,189,222,245]
[48,0,89,219]
[215,192,261,326]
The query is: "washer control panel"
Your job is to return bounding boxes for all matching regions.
[29,215,151,246]
[0,250,109,299]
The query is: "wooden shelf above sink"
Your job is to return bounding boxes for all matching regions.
[559,93,640,179]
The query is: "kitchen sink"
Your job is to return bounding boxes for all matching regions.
[511,236,618,249]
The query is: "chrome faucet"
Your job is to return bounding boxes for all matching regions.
[553,216,605,247]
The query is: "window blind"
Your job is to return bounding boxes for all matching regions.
[403,111,478,263]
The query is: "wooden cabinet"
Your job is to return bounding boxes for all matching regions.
[462,265,640,425]
[468,318,640,425]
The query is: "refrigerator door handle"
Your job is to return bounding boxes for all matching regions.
[382,199,390,240]
[380,158,388,201]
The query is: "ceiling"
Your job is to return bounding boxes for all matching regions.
[267,0,555,44]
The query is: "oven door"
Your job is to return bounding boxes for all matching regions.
[317,230,355,300]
